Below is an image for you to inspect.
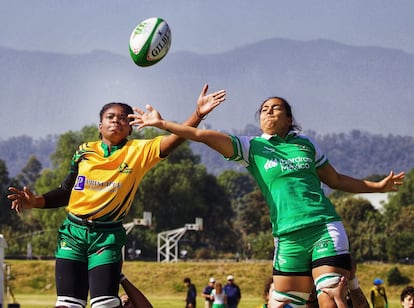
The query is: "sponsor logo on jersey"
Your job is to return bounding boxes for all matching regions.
[74,175,86,190]
[264,159,278,170]
[263,156,313,172]
[73,175,121,192]
[60,240,72,251]
[263,146,277,154]
[118,162,132,173]
[315,239,329,253]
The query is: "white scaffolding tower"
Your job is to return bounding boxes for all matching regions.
[157,217,203,263]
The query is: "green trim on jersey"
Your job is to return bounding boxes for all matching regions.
[228,132,341,236]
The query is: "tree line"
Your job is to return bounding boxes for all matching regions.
[0,126,413,262]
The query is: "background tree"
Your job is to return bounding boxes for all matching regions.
[14,155,42,188]
[217,170,257,236]
[383,169,414,261]
[332,196,386,261]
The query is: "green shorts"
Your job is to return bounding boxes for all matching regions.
[55,215,126,270]
[273,221,350,273]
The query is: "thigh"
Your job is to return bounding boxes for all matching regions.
[311,221,349,261]
[89,261,122,299]
[87,227,126,270]
[56,218,89,262]
[273,275,314,293]
[56,258,89,301]
[273,228,316,274]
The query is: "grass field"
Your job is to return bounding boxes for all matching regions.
[3,260,413,307]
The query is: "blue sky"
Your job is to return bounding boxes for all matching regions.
[1,0,414,56]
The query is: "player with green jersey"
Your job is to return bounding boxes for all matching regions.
[8,84,226,308]
[133,95,404,308]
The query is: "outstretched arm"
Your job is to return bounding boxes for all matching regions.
[129,103,234,158]
[317,163,405,193]
[129,84,226,157]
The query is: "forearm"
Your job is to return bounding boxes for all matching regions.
[120,275,153,308]
[350,288,370,308]
[161,119,205,142]
[334,174,382,193]
[43,187,71,208]
[33,195,46,208]
[161,119,234,157]
[158,111,204,157]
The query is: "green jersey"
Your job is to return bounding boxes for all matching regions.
[228,132,341,236]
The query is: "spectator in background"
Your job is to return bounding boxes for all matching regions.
[370,278,388,308]
[184,277,197,308]
[400,286,414,308]
[210,281,227,308]
[202,277,216,308]
[224,275,241,308]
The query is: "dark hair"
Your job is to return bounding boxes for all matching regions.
[99,102,134,121]
[255,96,301,132]
[183,277,191,283]
[401,286,414,301]
[263,277,273,298]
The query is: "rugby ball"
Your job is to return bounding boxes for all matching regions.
[129,17,172,67]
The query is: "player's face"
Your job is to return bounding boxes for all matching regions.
[259,98,292,136]
[402,295,414,308]
[99,105,132,144]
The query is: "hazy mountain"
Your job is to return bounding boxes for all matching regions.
[1,38,413,140]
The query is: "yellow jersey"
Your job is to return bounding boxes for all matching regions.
[66,137,163,221]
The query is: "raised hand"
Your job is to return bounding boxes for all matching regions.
[129,105,163,130]
[195,84,226,118]
[378,171,405,192]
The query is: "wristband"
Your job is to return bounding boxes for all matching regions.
[120,273,127,283]
[348,277,359,290]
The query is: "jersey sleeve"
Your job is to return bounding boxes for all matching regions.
[225,135,254,166]
[301,134,329,168]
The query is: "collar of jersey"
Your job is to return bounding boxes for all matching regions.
[101,139,128,157]
[261,130,297,141]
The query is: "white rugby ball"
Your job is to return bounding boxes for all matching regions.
[129,17,172,67]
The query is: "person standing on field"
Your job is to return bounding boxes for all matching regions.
[184,277,197,308]
[202,277,216,308]
[223,275,241,308]
[370,278,388,308]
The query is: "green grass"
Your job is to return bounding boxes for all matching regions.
[3,260,414,308]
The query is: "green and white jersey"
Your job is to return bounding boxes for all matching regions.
[228,131,341,236]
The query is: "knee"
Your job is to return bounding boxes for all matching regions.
[55,296,87,308]
[314,273,342,296]
[270,290,309,308]
[90,295,121,308]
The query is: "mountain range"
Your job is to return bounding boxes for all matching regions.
[1,37,413,140]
